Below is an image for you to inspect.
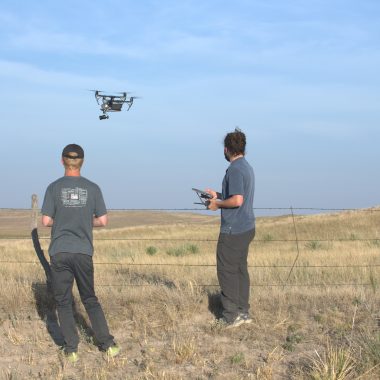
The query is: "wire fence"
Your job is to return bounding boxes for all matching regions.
[1,237,379,243]
[1,260,380,269]
[93,283,375,288]
[0,203,379,288]
[1,206,380,212]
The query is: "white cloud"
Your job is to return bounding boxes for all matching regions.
[8,31,144,58]
[0,59,136,91]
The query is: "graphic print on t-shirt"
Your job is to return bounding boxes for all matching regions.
[61,187,88,207]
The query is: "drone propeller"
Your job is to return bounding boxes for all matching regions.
[87,90,135,97]
[101,91,132,96]
[87,89,105,93]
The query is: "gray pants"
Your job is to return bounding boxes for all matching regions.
[50,252,114,353]
[216,228,255,323]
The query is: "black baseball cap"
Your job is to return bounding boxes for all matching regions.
[62,144,84,159]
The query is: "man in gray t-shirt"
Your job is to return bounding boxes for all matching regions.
[41,144,120,361]
[207,129,255,327]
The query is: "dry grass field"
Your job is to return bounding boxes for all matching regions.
[1,207,380,379]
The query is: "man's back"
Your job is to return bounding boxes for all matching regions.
[42,176,106,257]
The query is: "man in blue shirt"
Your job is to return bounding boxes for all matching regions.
[207,129,255,327]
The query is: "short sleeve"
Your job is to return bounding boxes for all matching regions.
[227,167,244,196]
[94,186,107,217]
[41,184,56,218]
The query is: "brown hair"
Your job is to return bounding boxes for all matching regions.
[224,128,246,156]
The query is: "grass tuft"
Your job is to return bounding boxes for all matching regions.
[146,246,157,256]
[308,340,355,380]
[305,240,323,251]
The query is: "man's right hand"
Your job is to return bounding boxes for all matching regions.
[93,214,108,227]
[205,189,218,199]
[42,215,54,227]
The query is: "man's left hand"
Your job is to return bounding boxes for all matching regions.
[207,198,219,211]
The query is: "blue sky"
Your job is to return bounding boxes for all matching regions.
[0,0,379,213]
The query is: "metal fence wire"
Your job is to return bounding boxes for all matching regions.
[0,203,379,288]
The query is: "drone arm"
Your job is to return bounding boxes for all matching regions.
[95,93,101,105]
[125,97,134,111]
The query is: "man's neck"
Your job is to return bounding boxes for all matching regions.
[64,170,81,177]
[230,154,244,162]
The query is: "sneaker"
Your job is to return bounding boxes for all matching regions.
[239,313,253,324]
[217,315,245,329]
[65,352,79,363]
[106,344,121,358]
[228,314,246,328]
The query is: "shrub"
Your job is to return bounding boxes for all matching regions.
[186,244,199,254]
[230,352,245,365]
[263,233,274,242]
[305,240,323,251]
[166,244,200,257]
[349,233,358,240]
[146,246,157,256]
[166,247,186,257]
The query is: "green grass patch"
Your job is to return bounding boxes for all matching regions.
[146,246,157,256]
[166,244,200,257]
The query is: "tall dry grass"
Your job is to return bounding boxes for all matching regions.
[0,208,380,379]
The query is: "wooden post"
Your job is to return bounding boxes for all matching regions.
[31,194,39,230]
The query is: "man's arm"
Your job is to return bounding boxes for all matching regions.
[93,214,108,227]
[42,215,54,227]
[207,195,244,211]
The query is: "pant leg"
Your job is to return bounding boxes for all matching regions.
[72,254,115,351]
[50,253,79,353]
[237,229,255,314]
[217,233,241,322]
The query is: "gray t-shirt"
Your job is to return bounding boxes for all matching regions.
[41,176,107,256]
[221,157,255,234]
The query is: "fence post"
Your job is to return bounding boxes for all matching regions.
[31,194,38,230]
[283,206,301,287]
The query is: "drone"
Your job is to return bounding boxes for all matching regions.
[92,90,138,120]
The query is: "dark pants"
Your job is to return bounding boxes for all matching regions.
[50,252,114,353]
[216,228,255,323]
